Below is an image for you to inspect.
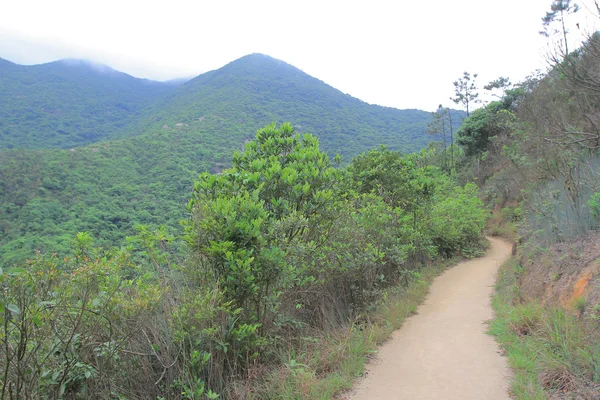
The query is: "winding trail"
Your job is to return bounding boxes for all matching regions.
[351,237,513,400]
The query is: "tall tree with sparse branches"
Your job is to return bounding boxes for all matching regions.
[450,72,480,116]
[427,105,456,171]
[540,0,580,56]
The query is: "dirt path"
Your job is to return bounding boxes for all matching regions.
[350,237,513,400]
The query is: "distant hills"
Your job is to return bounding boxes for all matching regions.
[0,53,461,158]
[126,53,444,159]
[0,58,181,149]
[0,53,465,265]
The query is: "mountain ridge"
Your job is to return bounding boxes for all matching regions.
[0,56,181,149]
[125,52,450,159]
[0,52,465,265]
[1,53,460,157]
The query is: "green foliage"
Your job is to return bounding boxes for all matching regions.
[1,54,461,158]
[0,123,236,267]
[456,101,516,157]
[186,123,340,326]
[0,58,179,149]
[347,146,486,257]
[0,54,466,267]
[181,123,487,391]
[0,236,165,398]
[429,183,487,256]
[347,146,437,211]
[588,192,600,222]
[132,54,456,161]
[0,122,488,398]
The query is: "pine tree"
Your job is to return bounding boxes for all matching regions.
[450,72,479,116]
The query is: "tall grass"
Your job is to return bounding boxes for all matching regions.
[490,259,600,399]
[235,260,453,399]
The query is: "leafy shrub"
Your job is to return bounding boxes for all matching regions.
[0,123,488,397]
[429,183,487,256]
[0,236,165,398]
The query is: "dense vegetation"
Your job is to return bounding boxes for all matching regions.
[128,54,465,160]
[491,257,600,398]
[0,120,243,266]
[0,58,180,149]
[12,4,600,393]
[1,54,464,156]
[0,54,466,267]
[0,122,487,398]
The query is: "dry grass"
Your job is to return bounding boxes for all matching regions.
[229,260,454,399]
[490,258,600,399]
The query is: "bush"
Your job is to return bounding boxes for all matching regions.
[429,183,487,256]
[1,123,489,397]
[589,192,600,223]
[0,239,165,398]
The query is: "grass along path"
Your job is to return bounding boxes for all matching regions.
[349,237,513,400]
[245,258,462,398]
[490,257,600,399]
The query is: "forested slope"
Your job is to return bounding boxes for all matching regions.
[0,58,180,149]
[0,54,465,266]
[128,53,452,160]
[1,54,464,158]
[0,119,243,265]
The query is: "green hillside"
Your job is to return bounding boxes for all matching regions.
[0,120,243,265]
[0,54,464,266]
[130,53,453,160]
[0,58,180,149]
[1,54,463,159]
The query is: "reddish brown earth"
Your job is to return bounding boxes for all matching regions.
[519,230,600,313]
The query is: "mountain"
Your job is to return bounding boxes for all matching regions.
[127,53,445,160]
[1,53,462,158]
[0,53,465,265]
[0,57,181,149]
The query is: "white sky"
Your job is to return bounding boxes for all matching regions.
[1,0,597,111]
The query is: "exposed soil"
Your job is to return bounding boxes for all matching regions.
[349,237,512,400]
[519,230,600,314]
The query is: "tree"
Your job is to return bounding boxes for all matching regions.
[456,102,506,157]
[187,122,340,328]
[484,77,512,98]
[450,72,480,116]
[427,105,455,171]
[540,0,580,56]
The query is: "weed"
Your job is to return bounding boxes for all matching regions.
[572,296,587,316]
[490,258,600,399]
[241,260,451,399]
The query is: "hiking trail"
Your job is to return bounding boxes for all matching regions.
[350,237,512,400]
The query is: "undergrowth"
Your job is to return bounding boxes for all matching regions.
[490,258,600,399]
[486,205,519,242]
[237,259,453,399]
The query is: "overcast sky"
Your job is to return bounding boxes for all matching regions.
[1,0,596,111]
